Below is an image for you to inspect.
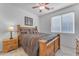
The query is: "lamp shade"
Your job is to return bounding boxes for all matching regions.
[8,26,14,32]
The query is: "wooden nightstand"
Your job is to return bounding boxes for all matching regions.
[3,37,18,53]
[76,39,79,56]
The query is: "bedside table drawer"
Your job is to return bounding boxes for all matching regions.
[3,41,10,45]
[3,45,14,52]
[3,37,18,53]
[12,43,18,48]
[12,40,18,44]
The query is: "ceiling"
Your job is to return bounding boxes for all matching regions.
[3,3,76,16]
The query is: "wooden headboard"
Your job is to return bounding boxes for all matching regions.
[17,25,38,35]
[17,25,39,46]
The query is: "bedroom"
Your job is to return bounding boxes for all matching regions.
[0,3,78,56]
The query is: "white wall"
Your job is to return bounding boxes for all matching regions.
[0,4,39,51]
[0,4,39,34]
[39,4,79,49]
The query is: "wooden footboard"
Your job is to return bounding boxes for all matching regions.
[39,34,60,56]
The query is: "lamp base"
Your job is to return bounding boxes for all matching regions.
[10,31,13,39]
[10,37,13,39]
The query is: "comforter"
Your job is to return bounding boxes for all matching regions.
[20,33,58,56]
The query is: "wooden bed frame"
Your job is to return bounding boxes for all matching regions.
[17,25,60,56]
[39,34,60,56]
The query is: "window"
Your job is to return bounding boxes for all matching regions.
[51,16,61,32]
[24,16,33,26]
[51,12,75,33]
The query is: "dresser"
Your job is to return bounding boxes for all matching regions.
[76,39,79,55]
[3,37,18,53]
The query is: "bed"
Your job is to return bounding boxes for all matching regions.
[17,25,60,56]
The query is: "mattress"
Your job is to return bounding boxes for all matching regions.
[39,33,58,41]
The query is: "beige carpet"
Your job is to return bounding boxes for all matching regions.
[0,45,76,56]
[0,47,28,56]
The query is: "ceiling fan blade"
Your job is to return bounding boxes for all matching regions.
[45,7,50,10]
[32,6,39,9]
[45,3,49,5]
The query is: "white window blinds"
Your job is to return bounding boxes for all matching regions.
[51,12,75,33]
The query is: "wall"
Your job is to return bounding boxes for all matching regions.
[0,4,39,51]
[39,4,79,49]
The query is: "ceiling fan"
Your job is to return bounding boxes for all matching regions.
[32,3,52,12]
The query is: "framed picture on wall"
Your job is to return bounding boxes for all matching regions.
[24,16,33,26]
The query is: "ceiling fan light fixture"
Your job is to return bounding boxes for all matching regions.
[32,3,51,12]
[39,6,45,10]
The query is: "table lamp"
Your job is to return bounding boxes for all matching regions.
[8,26,14,39]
